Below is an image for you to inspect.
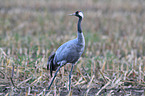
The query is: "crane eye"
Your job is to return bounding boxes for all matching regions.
[76,11,80,14]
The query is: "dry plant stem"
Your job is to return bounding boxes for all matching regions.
[77,67,87,82]
[17,77,32,87]
[54,79,57,96]
[121,86,126,95]
[11,64,14,79]
[10,77,17,88]
[82,66,91,80]
[87,75,95,88]
[5,93,9,96]
[30,76,42,86]
[98,69,107,83]
[67,90,72,96]
[38,89,46,96]
[0,70,5,79]
[45,90,51,96]
[85,87,91,96]
[86,75,95,96]
[0,48,7,57]
[95,81,111,96]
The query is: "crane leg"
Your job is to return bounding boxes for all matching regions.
[69,64,74,91]
[46,64,62,92]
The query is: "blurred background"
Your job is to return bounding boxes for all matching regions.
[0,0,145,95]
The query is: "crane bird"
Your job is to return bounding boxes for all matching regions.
[46,11,85,92]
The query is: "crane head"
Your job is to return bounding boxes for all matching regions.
[69,11,84,18]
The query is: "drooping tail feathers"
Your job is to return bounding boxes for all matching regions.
[47,52,56,77]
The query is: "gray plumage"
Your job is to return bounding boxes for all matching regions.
[52,33,84,69]
[46,11,85,92]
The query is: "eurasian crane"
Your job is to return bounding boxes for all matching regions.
[46,11,85,92]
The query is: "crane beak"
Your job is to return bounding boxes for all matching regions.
[68,13,75,16]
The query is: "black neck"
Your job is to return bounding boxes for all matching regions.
[77,17,82,33]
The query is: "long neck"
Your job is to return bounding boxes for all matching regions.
[77,17,82,33]
[77,17,85,45]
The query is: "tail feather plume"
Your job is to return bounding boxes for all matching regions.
[47,52,55,77]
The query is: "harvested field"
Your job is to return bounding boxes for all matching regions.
[0,0,145,95]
